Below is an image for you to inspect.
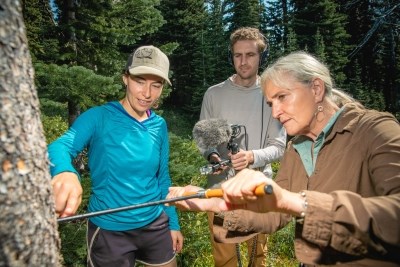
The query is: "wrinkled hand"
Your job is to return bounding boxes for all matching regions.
[221,168,285,213]
[167,186,225,212]
[170,230,184,253]
[51,172,82,218]
[229,149,254,171]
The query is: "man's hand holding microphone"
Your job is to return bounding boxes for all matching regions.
[229,149,254,171]
[193,118,254,174]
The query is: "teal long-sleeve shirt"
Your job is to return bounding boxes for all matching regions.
[48,101,180,231]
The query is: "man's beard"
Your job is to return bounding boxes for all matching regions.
[236,69,257,80]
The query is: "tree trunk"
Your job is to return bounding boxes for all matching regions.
[0,1,62,266]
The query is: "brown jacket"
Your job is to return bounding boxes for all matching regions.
[215,103,400,266]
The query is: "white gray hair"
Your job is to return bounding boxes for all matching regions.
[261,51,355,106]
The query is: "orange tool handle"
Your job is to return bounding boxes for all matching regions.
[183,183,273,198]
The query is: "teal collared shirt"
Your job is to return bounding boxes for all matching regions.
[293,108,344,176]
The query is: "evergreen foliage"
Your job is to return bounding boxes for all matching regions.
[290,0,351,85]
[263,0,289,59]
[22,0,60,62]
[189,1,232,116]
[226,0,263,31]
[153,0,207,114]
[52,0,165,75]
[34,62,121,124]
[340,1,399,114]
[344,60,386,111]
[285,27,300,54]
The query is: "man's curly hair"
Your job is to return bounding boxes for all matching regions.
[230,27,267,53]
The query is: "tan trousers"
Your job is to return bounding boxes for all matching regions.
[207,213,268,267]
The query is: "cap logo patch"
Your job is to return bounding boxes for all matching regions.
[134,48,153,59]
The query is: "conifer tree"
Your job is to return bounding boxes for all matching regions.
[339,0,399,113]
[286,26,300,53]
[290,0,350,85]
[22,0,59,62]
[226,0,262,31]
[314,28,327,61]
[153,0,207,113]
[264,0,293,60]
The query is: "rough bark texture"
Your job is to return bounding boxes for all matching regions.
[0,1,62,266]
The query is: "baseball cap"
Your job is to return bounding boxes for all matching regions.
[125,45,171,85]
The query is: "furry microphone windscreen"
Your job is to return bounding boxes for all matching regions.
[192,118,232,152]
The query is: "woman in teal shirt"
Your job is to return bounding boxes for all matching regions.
[49,46,183,267]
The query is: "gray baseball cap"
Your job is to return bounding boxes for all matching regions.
[125,45,171,85]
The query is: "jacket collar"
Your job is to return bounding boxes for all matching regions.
[326,102,366,143]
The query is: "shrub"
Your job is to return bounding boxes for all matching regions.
[41,114,68,143]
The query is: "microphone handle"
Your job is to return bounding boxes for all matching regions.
[231,143,239,154]
[229,142,239,173]
[183,183,273,198]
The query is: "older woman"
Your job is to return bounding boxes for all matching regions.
[169,51,400,266]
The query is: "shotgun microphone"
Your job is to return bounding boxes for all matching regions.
[192,118,233,153]
[193,119,244,175]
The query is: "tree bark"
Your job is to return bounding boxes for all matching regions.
[0,1,62,266]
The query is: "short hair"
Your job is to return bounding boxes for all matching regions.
[230,27,267,54]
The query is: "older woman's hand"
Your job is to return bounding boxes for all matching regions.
[216,169,273,213]
[221,169,306,216]
[167,186,227,212]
